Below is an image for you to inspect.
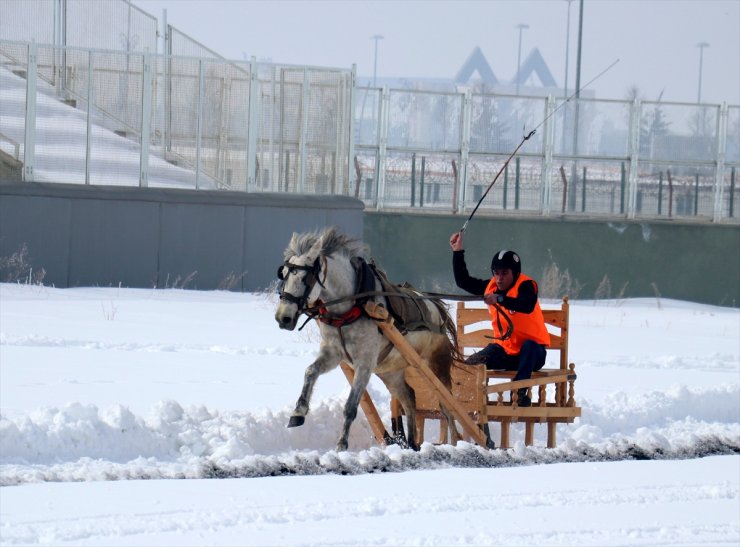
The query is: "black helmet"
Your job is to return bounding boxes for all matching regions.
[491,250,521,277]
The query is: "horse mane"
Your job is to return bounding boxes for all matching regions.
[319,226,369,260]
[284,231,319,261]
[284,226,368,262]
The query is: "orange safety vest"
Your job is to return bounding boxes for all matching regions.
[485,273,550,355]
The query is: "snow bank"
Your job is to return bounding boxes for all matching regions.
[2,383,738,485]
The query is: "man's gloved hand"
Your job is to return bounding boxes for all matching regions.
[464,352,488,364]
[464,343,497,365]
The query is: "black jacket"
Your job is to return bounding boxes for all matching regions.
[452,250,538,314]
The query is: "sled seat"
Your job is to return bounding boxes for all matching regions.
[392,297,581,449]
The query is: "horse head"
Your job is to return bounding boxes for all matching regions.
[274,227,367,330]
[274,232,325,330]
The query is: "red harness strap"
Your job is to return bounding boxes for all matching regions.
[316,304,364,328]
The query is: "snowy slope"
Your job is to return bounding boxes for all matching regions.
[0,66,211,188]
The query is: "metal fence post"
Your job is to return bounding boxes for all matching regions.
[713,102,728,222]
[53,0,62,95]
[297,68,310,193]
[541,94,555,215]
[503,165,508,209]
[626,98,641,219]
[346,65,357,197]
[164,21,171,153]
[245,56,259,192]
[458,88,472,214]
[376,86,389,210]
[515,157,521,209]
[581,166,587,212]
[410,152,416,206]
[195,58,204,189]
[23,42,38,183]
[140,50,153,187]
[85,51,93,184]
[59,0,67,98]
[730,167,736,218]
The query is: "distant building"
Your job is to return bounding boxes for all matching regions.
[455,47,499,85]
[359,46,593,99]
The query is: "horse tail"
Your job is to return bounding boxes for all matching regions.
[430,298,464,364]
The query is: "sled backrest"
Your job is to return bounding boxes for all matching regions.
[456,297,569,370]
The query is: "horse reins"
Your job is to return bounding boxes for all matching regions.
[316,289,514,341]
[278,259,514,341]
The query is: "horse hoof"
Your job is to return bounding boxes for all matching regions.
[287,416,305,428]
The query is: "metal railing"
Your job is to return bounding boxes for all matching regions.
[1,0,737,223]
[0,40,354,194]
[355,87,738,223]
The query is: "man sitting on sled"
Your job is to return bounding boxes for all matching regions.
[449,231,550,407]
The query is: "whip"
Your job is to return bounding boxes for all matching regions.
[460,58,620,234]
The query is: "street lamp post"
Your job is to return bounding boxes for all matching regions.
[574,0,583,100]
[696,42,709,103]
[569,0,584,212]
[358,34,384,153]
[563,0,574,97]
[516,23,529,95]
[561,0,574,154]
[371,34,384,87]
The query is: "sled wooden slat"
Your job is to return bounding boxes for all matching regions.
[486,372,573,394]
[484,406,582,419]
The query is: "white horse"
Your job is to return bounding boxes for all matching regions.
[274,226,462,452]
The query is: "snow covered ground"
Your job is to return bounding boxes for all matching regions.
[0,283,738,545]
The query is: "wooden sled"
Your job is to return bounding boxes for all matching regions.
[393,297,581,448]
[342,298,581,450]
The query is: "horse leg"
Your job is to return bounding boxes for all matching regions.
[377,370,418,450]
[336,364,374,452]
[426,337,463,445]
[439,402,463,445]
[288,351,336,428]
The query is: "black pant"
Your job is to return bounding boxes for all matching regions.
[468,340,546,381]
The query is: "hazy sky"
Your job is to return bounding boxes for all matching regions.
[133,0,739,105]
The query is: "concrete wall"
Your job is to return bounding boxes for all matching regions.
[0,183,363,291]
[2,184,737,306]
[363,212,740,307]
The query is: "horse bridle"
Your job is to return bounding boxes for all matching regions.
[276,257,324,313]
